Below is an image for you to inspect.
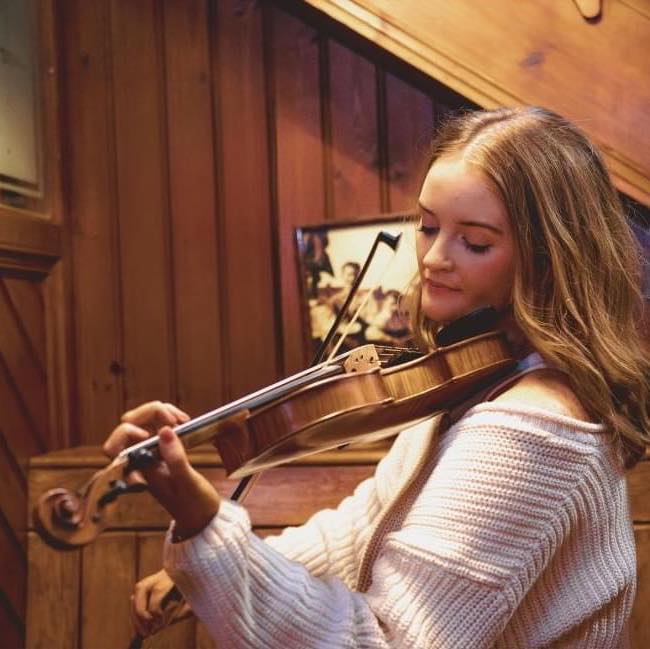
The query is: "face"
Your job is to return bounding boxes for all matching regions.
[341,264,359,286]
[416,156,515,324]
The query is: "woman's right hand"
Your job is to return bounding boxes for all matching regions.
[131,569,192,637]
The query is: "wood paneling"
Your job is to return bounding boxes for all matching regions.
[111,0,175,410]
[270,5,327,376]
[328,40,383,218]
[300,0,650,207]
[213,1,279,401]
[162,0,223,417]
[61,0,125,441]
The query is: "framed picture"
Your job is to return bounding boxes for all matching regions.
[295,214,418,360]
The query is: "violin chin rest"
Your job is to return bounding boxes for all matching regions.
[435,307,498,347]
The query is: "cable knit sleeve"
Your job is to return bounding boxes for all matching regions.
[164,405,633,648]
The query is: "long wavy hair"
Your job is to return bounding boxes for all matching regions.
[406,106,650,466]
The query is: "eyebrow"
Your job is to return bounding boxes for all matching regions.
[417,202,504,235]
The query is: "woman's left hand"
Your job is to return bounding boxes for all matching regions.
[103,401,221,540]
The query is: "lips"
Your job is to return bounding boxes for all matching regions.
[424,278,461,291]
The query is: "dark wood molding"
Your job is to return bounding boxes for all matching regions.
[0,208,61,279]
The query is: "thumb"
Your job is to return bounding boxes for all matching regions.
[158,427,192,478]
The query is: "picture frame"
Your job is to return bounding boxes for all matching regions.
[294,214,418,361]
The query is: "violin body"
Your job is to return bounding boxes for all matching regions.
[218,330,514,477]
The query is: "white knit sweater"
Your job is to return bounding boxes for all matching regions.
[164,403,636,648]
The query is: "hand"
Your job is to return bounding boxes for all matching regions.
[103,401,221,538]
[131,569,192,637]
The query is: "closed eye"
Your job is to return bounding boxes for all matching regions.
[462,238,491,254]
[416,224,439,236]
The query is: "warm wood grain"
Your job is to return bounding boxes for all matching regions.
[212,0,279,401]
[0,518,26,634]
[26,532,79,649]
[60,0,125,440]
[631,525,650,648]
[0,282,49,446]
[162,0,224,417]
[110,0,174,411]
[328,39,382,218]
[384,72,434,212]
[3,279,46,371]
[627,459,650,521]
[300,0,650,206]
[270,4,327,376]
[81,532,137,649]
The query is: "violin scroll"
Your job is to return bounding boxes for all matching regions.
[34,458,137,549]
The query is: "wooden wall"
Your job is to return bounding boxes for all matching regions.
[59,0,457,450]
[1,0,463,645]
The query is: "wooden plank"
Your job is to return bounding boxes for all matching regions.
[301,0,650,206]
[0,284,48,449]
[110,0,174,411]
[0,360,43,474]
[385,72,434,212]
[137,532,196,649]
[43,261,75,450]
[213,1,279,399]
[26,532,79,649]
[328,39,382,219]
[0,210,61,260]
[0,517,26,627]
[3,278,46,372]
[0,598,23,649]
[0,433,26,546]
[161,0,223,417]
[628,459,650,521]
[270,4,327,376]
[81,532,137,649]
[60,0,124,442]
[631,524,650,648]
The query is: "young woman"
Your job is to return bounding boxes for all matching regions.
[104,106,650,647]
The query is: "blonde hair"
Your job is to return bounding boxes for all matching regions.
[407,106,649,466]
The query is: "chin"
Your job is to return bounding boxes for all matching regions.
[420,297,468,325]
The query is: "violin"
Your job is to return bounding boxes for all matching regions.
[34,306,515,550]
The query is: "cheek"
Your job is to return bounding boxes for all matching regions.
[467,252,515,303]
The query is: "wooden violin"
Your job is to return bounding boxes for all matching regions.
[34,307,515,550]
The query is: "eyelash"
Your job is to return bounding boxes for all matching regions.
[416,225,492,254]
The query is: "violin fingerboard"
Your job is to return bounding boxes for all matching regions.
[343,345,381,373]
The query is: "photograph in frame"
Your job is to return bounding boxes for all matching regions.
[295,214,418,360]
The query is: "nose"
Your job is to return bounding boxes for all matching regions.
[421,233,454,271]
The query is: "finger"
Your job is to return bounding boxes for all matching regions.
[130,596,150,638]
[121,401,177,428]
[125,469,148,488]
[132,582,154,625]
[103,422,151,458]
[148,581,172,617]
[158,427,193,479]
[162,402,191,423]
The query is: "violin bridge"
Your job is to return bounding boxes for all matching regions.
[343,344,380,373]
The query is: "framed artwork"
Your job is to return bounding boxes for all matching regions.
[295,214,418,360]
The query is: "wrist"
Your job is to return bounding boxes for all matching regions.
[171,502,220,543]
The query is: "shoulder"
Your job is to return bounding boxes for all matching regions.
[491,368,594,423]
